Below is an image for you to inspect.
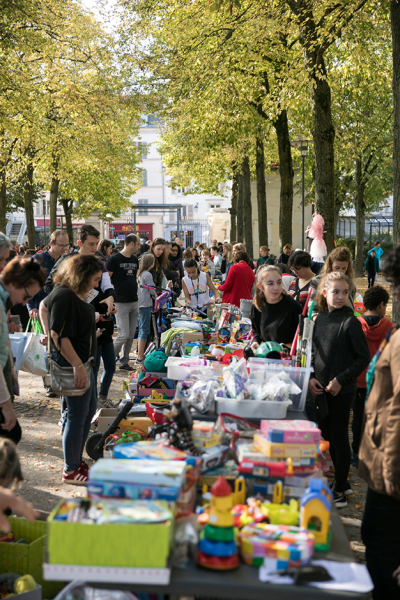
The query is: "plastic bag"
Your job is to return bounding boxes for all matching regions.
[223,357,248,399]
[187,378,221,413]
[20,332,47,376]
[9,333,27,373]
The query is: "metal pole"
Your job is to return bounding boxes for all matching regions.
[370,222,372,248]
[177,208,181,238]
[133,210,137,235]
[301,155,305,250]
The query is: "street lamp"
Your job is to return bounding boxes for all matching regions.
[290,138,313,250]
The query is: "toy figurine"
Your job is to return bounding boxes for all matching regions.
[198,476,239,570]
[155,397,204,457]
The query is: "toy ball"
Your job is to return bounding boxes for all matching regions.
[256,341,283,359]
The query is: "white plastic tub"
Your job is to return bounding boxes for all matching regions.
[215,398,292,419]
[165,356,210,380]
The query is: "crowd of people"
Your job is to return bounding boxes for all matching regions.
[0,228,399,596]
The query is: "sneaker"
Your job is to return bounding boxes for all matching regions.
[80,461,89,474]
[62,466,88,486]
[45,386,57,398]
[119,363,133,371]
[136,357,144,365]
[330,480,353,496]
[97,398,113,408]
[333,491,347,508]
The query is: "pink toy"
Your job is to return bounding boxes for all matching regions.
[308,213,327,259]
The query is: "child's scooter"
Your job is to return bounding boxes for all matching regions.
[85,400,134,460]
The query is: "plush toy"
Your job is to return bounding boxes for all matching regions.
[308,213,327,260]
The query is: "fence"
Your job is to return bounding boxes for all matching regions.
[337,215,393,243]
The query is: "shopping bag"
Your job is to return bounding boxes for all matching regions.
[25,318,43,334]
[9,333,27,373]
[20,332,47,376]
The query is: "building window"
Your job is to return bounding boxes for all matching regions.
[187,204,194,217]
[137,142,148,158]
[138,199,148,216]
[169,210,175,223]
[141,169,147,187]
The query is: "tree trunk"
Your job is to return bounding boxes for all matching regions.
[0,166,7,233]
[236,172,244,243]
[23,157,36,247]
[311,70,335,253]
[61,198,74,243]
[49,175,59,234]
[273,109,293,250]
[242,155,253,258]
[354,156,366,276]
[392,0,400,320]
[230,170,238,242]
[256,139,268,247]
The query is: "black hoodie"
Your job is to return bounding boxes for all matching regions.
[312,305,370,393]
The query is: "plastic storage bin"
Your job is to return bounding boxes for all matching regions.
[215,398,292,419]
[165,356,209,380]
[248,358,311,412]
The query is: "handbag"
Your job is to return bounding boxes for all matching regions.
[47,323,93,397]
[314,319,345,421]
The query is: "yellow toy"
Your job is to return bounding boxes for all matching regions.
[261,498,299,526]
[151,390,169,401]
[272,480,285,505]
[208,476,234,528]
[232,477,246,506]
[300,478,332,551]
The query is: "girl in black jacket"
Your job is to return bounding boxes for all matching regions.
[310,272,370,507]
[168,242,184,296]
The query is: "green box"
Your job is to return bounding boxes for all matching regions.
[47,501,172,568]
[0,517,63,599]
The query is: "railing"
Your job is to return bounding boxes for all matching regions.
[17,214,27,245]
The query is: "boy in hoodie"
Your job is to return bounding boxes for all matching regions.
[365,249,379,287]
[352,285,394,466]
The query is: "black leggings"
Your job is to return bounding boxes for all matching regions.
[317,390,355,491]
[352,387,367,456]
[368,272,376,287]
[362,487,400,599]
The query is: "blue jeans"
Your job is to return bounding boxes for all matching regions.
[93,342,116,399]
[53,353,97,472]
[138,306,152,341]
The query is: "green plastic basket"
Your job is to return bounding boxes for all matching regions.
[0,517,63,599]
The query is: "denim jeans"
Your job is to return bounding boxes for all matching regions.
[138,306,152,341]
[53,353,97,472]
[93,341,116,399]
[114,302,139,366]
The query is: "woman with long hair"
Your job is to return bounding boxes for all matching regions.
[359,247,400,597]
[140,238,178,289]
[218,250,255,307]
[96,239,113,261]
[40,254,102,485]
[221,243,234,281]
[0,258,46,444]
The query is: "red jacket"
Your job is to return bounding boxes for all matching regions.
[218,260,255,308]
[356,316,394,387]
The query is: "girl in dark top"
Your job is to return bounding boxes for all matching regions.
[40,255,103,486]
[92,287,118,408]
[288,250,315,308]
[251,265,302,349]
[168,242,184,295]
[310,272,370,507]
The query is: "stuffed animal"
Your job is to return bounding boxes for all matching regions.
[308,213,327,260]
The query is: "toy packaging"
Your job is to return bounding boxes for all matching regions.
[113,440,189,461]
[254,434,318,459]
[237,443,315,467]
[88,459,186,489]
[260,420,321,445]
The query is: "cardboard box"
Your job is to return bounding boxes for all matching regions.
[254,434,317,459]
[260,419,321,445]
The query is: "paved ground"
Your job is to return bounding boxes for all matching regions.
[13,274,390,560]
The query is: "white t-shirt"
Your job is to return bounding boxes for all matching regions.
[183,271,210,308]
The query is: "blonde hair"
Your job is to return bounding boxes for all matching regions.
[283,244,293,253]
[138,253,155,279]
[316,272,350,313]
[253,265,283,311]
[202,249,210,257]
[233,243,246,253]
[0,439,23,489]
[321,247,355,294]
[260,246,269,253]
[182,248,193,261]
[223,243,233,263]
